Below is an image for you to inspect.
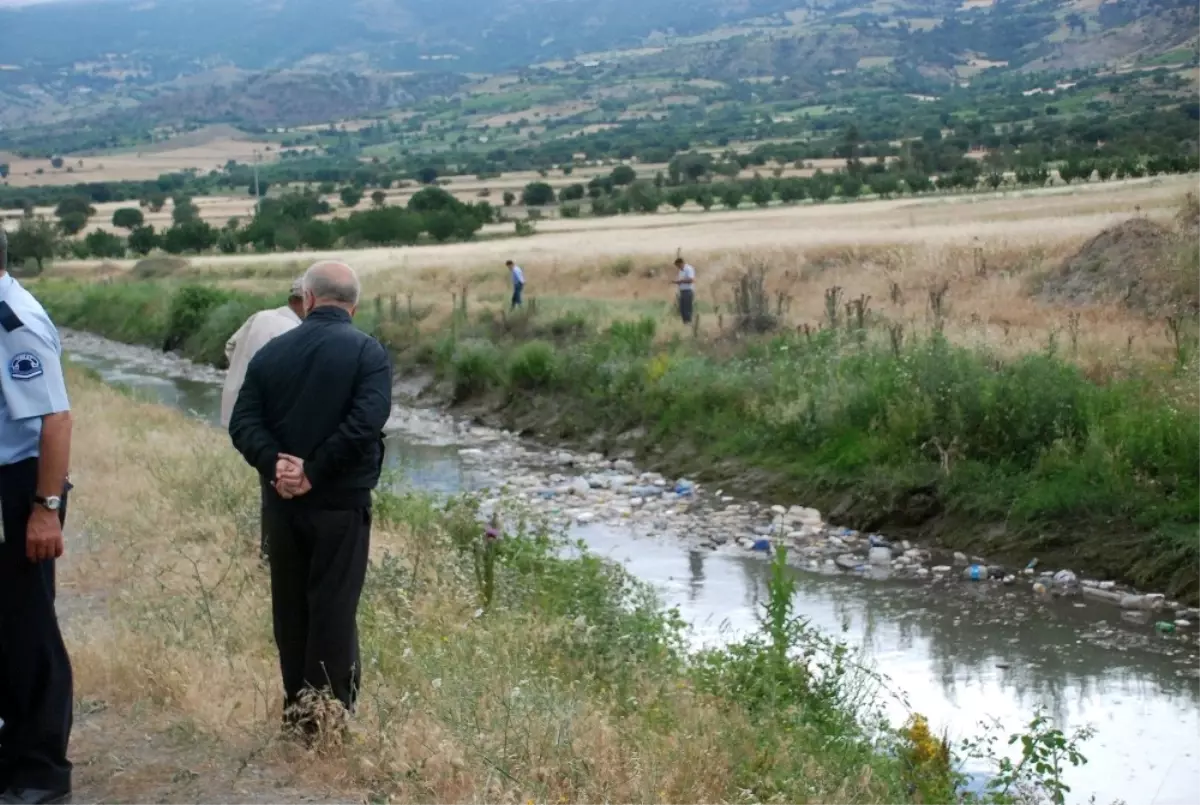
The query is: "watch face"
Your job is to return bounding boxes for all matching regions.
[42,496,61,510]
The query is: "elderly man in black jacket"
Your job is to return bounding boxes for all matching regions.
[229,260,392,738]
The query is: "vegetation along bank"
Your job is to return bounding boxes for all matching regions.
[33,266,1200,604]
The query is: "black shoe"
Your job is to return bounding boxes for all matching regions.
[0,788,72,804]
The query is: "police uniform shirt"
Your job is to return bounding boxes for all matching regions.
[0,273,70,465]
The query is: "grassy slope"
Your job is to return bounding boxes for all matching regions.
[36,277,1200,603]
[62,364,947,802]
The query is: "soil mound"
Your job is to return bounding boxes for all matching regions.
[1038,217,1196,316]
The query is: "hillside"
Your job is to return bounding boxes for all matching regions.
[0,0,1194,132]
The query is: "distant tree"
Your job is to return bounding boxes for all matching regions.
[371,190,388,208]
[162,220,217,254]
[111,207,145,231]
[666,188,689,211]
[778,178,807,203]
[559,183,586,202]
[985,172,1004,190]
[610,165,637,186]
[55,195,94,221]
[627,181,660,214]
[339,186,364,209]
[301,219,336,250]
[84,229,125,259]
[171,196,200,225]
[425,211,461,242]
[562,165,574,176]
[407,186,460,213]
[750,182,773,207]
[0,163,8,179]
[838,176,863,199]
[318,181,337,194]
[415,166,439,185]
[521,181,555,206]
[127,225,159,256]
[217,228,239,254]
[868,174,900,198]
[8,216,58,273]
[50,157,64,169]
[143,192,168,212]
[57,213,89,236]
[720,185,743,210]
[502,191,516,207]
[695,188,715,211]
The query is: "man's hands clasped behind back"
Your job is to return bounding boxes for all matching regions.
[273,453,312,499]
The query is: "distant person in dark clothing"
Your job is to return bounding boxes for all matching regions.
[506,260,525,309]
[228,260,392,740]
[672,257,696,324]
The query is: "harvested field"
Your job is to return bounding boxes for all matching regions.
[1,136,281,187]
[47,175,1198,377]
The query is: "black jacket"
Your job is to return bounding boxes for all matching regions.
[229,306,392,509]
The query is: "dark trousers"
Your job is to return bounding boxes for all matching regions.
[511,282,524,309]
[263,500,370,731]
[259,482,270,562]
[0,458,72,792]
[678,288,694,324]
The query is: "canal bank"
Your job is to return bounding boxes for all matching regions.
[61,328,1200,805]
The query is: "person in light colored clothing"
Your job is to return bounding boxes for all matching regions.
[672,257,696,324]
[221,276,306,562]
[506,260,525,309]
[220,277,306,428]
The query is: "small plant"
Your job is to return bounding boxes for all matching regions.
[823,285,844,329]
[514,219,537,237]
[731,260,778,333]
[960,709,1095,805]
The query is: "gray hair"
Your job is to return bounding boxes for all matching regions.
[303,260,360,306]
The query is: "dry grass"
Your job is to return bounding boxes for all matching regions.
[45,177,1197,375]
[60,368,904,803]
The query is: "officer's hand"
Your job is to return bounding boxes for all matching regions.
[27,508,64,562]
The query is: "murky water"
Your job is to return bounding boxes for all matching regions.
[63,331,1200,804]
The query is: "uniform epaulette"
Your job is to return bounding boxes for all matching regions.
[0,302,24,333]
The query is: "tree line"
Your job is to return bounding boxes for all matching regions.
[4,186,493,270]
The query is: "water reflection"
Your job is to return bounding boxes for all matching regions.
[63,338,1200,805]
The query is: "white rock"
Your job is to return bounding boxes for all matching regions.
[953,552,968,565]
[575,512,595,524]
[1099,581,1116,591]
[868,546,892,565]
[932,565,951,574]
[612,459,635,471]
[1176,620,1192,628]
[569,478,591,496]
[771,505,787,515]
[916,567,930,577]
[630,497,644,507]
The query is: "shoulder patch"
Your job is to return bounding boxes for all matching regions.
[0,302,24,333]
[9,352,44,381]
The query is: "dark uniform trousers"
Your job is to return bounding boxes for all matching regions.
[678,288,694,324]
[263,498,370,731]
[0,458,72,792]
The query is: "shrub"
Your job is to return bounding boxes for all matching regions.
[508,341,559,389]
[163,285,237,352]
[451,342,504,401]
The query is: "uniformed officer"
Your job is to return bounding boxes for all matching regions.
[0,228,75,805]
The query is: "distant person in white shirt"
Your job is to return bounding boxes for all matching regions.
[506,259,525,309]
[220,276,306,560]
[672,257,696,324]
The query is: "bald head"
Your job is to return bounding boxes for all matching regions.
[302,260,360,314]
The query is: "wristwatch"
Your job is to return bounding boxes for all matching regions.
[34,495,62,512]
